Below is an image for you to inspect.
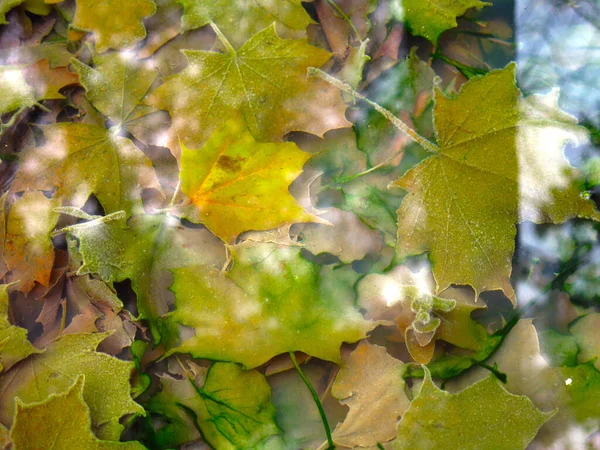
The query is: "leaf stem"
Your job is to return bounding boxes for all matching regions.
[336,149,405,184]
[308,68,440,154]
[289,352,334,449]
[325,0,365,45]
[210,22,236,54]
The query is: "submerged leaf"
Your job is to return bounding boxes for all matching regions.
[70,214,226,343]
[393,64,600,301]
[71,0,156,52]
[394,368,553,450]
[397,0,491,43]
[0,333,143,438]
[12,123,162,216]
[332,342,409,447]
[181,119,320,242]
[148,25,349,155]
[10,376,146,450]
[147,362,279,449]
[176,0,313,47]
[0,284,39,372]
[4,192,60,294]
[166,242,375,368]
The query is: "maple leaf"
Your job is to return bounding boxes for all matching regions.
[147,25,350,155]
[176,0,314,48]
[165,242,376,369]
[331,342,409,447]
[147,361,280,449]
[0,65,37,115]
[396,0,491,44]
[0,333,143,439]
[447,320,600,446]
[12,123,162,216]
[72,52,160,133]
[69,0,156,53]
[69,213,226,343]
[180,119,321,243]
[392,64,600,301]
[10,376,146,450]
[4,192,59,294]
[23,59,79,100]
[394,367,553,450]
[0,284,39,372]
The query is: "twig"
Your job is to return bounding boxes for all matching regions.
[308,68,439,154]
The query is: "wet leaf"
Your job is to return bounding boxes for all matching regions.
[0,333,143,439]
[180,119,321,243]
[12,123,162,216]
[147,25,349,155]
[393,64,600,301]
[10,376,146,450]
[166,242,375,368]
[332,342,409,447]
[394,368,553,450]
[147,362,279,449]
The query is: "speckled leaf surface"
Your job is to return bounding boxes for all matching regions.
[72,0,156,52]
[12,123,162,216]
[393,369,553,450]
[176,0,313,48]
[166,242,376,368]
[147,362,279,449]
[147,25,349,155]
[0,333,143,438]
[393,64,600,300]
[10,376,146,450]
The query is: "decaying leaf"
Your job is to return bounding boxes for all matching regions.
[4,192,59,294]
[332,342,409,447]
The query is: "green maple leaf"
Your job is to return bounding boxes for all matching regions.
[12,123,162,216]
[147,25,349,155]
[0,333,144,440]
[392,64,600,300]
[176,0,313,48]
[394,0,491,43]
[181,118,320,243]
[0,0,22,24]
[4,191,60,294]
[165,242,375,369]
[147,362,279,449]
[72,52,159,133]
[68,213,226,343]
[0,284,39,373]
[393,368,553,450]
[0,65,38,115]
[70,0,156,52]
[11,376,146,450]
